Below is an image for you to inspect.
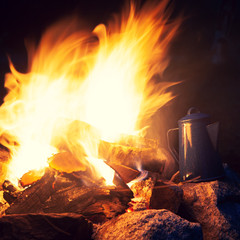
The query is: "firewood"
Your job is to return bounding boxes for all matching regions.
[149,180,183,213]
[51,120,167,174]
[0,213,93,240]
[128,178,155,211]
[105,162,140,184]
[2,180,22,204]
[0,146,10,187]
[20,169,46,187]
[0,194,9,215]
[2,180,18,193]
[48,151,86,173]
[5,168,133,223]
[98,140,166,173]
[5,168,56,214]
[64,171,105,187]
[117,134,159,149]
[50,119,99,163]
[43,185,133,223]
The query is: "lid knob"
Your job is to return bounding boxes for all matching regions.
[187,107,200,115]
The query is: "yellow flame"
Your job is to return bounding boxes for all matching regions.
[0,0,180,185]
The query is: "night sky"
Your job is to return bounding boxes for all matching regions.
[0,0,240,171]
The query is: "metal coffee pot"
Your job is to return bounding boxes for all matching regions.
[167,107,224,182]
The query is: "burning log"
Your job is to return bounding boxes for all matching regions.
[128,177,155,211]
[98,140,167,174]
[2,180,21,204]
[126,170,183,213]
[106,162,140,184]
[4,168,133,223]
[48,151,86,173]
[42,184,132,223]
[117,134,159,149]
[126,170,163,211]
[20,169,46,187]
[51,120,173,179]
[0,146,10,186]
[52,119,169,174]
[5,168,56,214]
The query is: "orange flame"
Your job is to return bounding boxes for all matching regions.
[0,0,180,185]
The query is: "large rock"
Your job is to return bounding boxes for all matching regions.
[0,213,93,240]
[93,209,202,240]
[179,165,240,240]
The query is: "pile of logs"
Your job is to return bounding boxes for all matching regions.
[1,167,183,223]
[0,127,239,239]
[0,131,179,225]
[3,168,133,223]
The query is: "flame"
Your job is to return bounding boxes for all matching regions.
[0,0,180,185]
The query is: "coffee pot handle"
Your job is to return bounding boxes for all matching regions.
[167,128,179,165]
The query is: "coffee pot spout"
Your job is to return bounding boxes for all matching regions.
[206,122,219,150]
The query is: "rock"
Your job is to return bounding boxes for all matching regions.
[150,180,183,213]
[93,209,202,240]
[179,165,240,240]
[0,213,93,240]
[223,163,240,186]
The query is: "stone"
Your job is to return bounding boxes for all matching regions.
[93,209,203,240]
[179,165,240,240]
[0,213,93,240]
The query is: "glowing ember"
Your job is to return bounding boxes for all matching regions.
[0,0,180,185]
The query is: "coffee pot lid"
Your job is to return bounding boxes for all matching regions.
[179,107,209,123]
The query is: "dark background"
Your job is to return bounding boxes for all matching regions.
[0,0,239,172]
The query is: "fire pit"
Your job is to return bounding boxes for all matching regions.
[0,0,240,239]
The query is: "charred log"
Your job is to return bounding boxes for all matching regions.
[99,140,167,173]
[0,147,10,186]
[149,180,183,213]
[0,213,93,240]
[106,162,140,184]
[5,168,56,214]
[5,168,133,223]
[51,121,169,175]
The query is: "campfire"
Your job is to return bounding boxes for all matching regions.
[1,0,239,240]
[0,0,179,187]
[0,0,181,219]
